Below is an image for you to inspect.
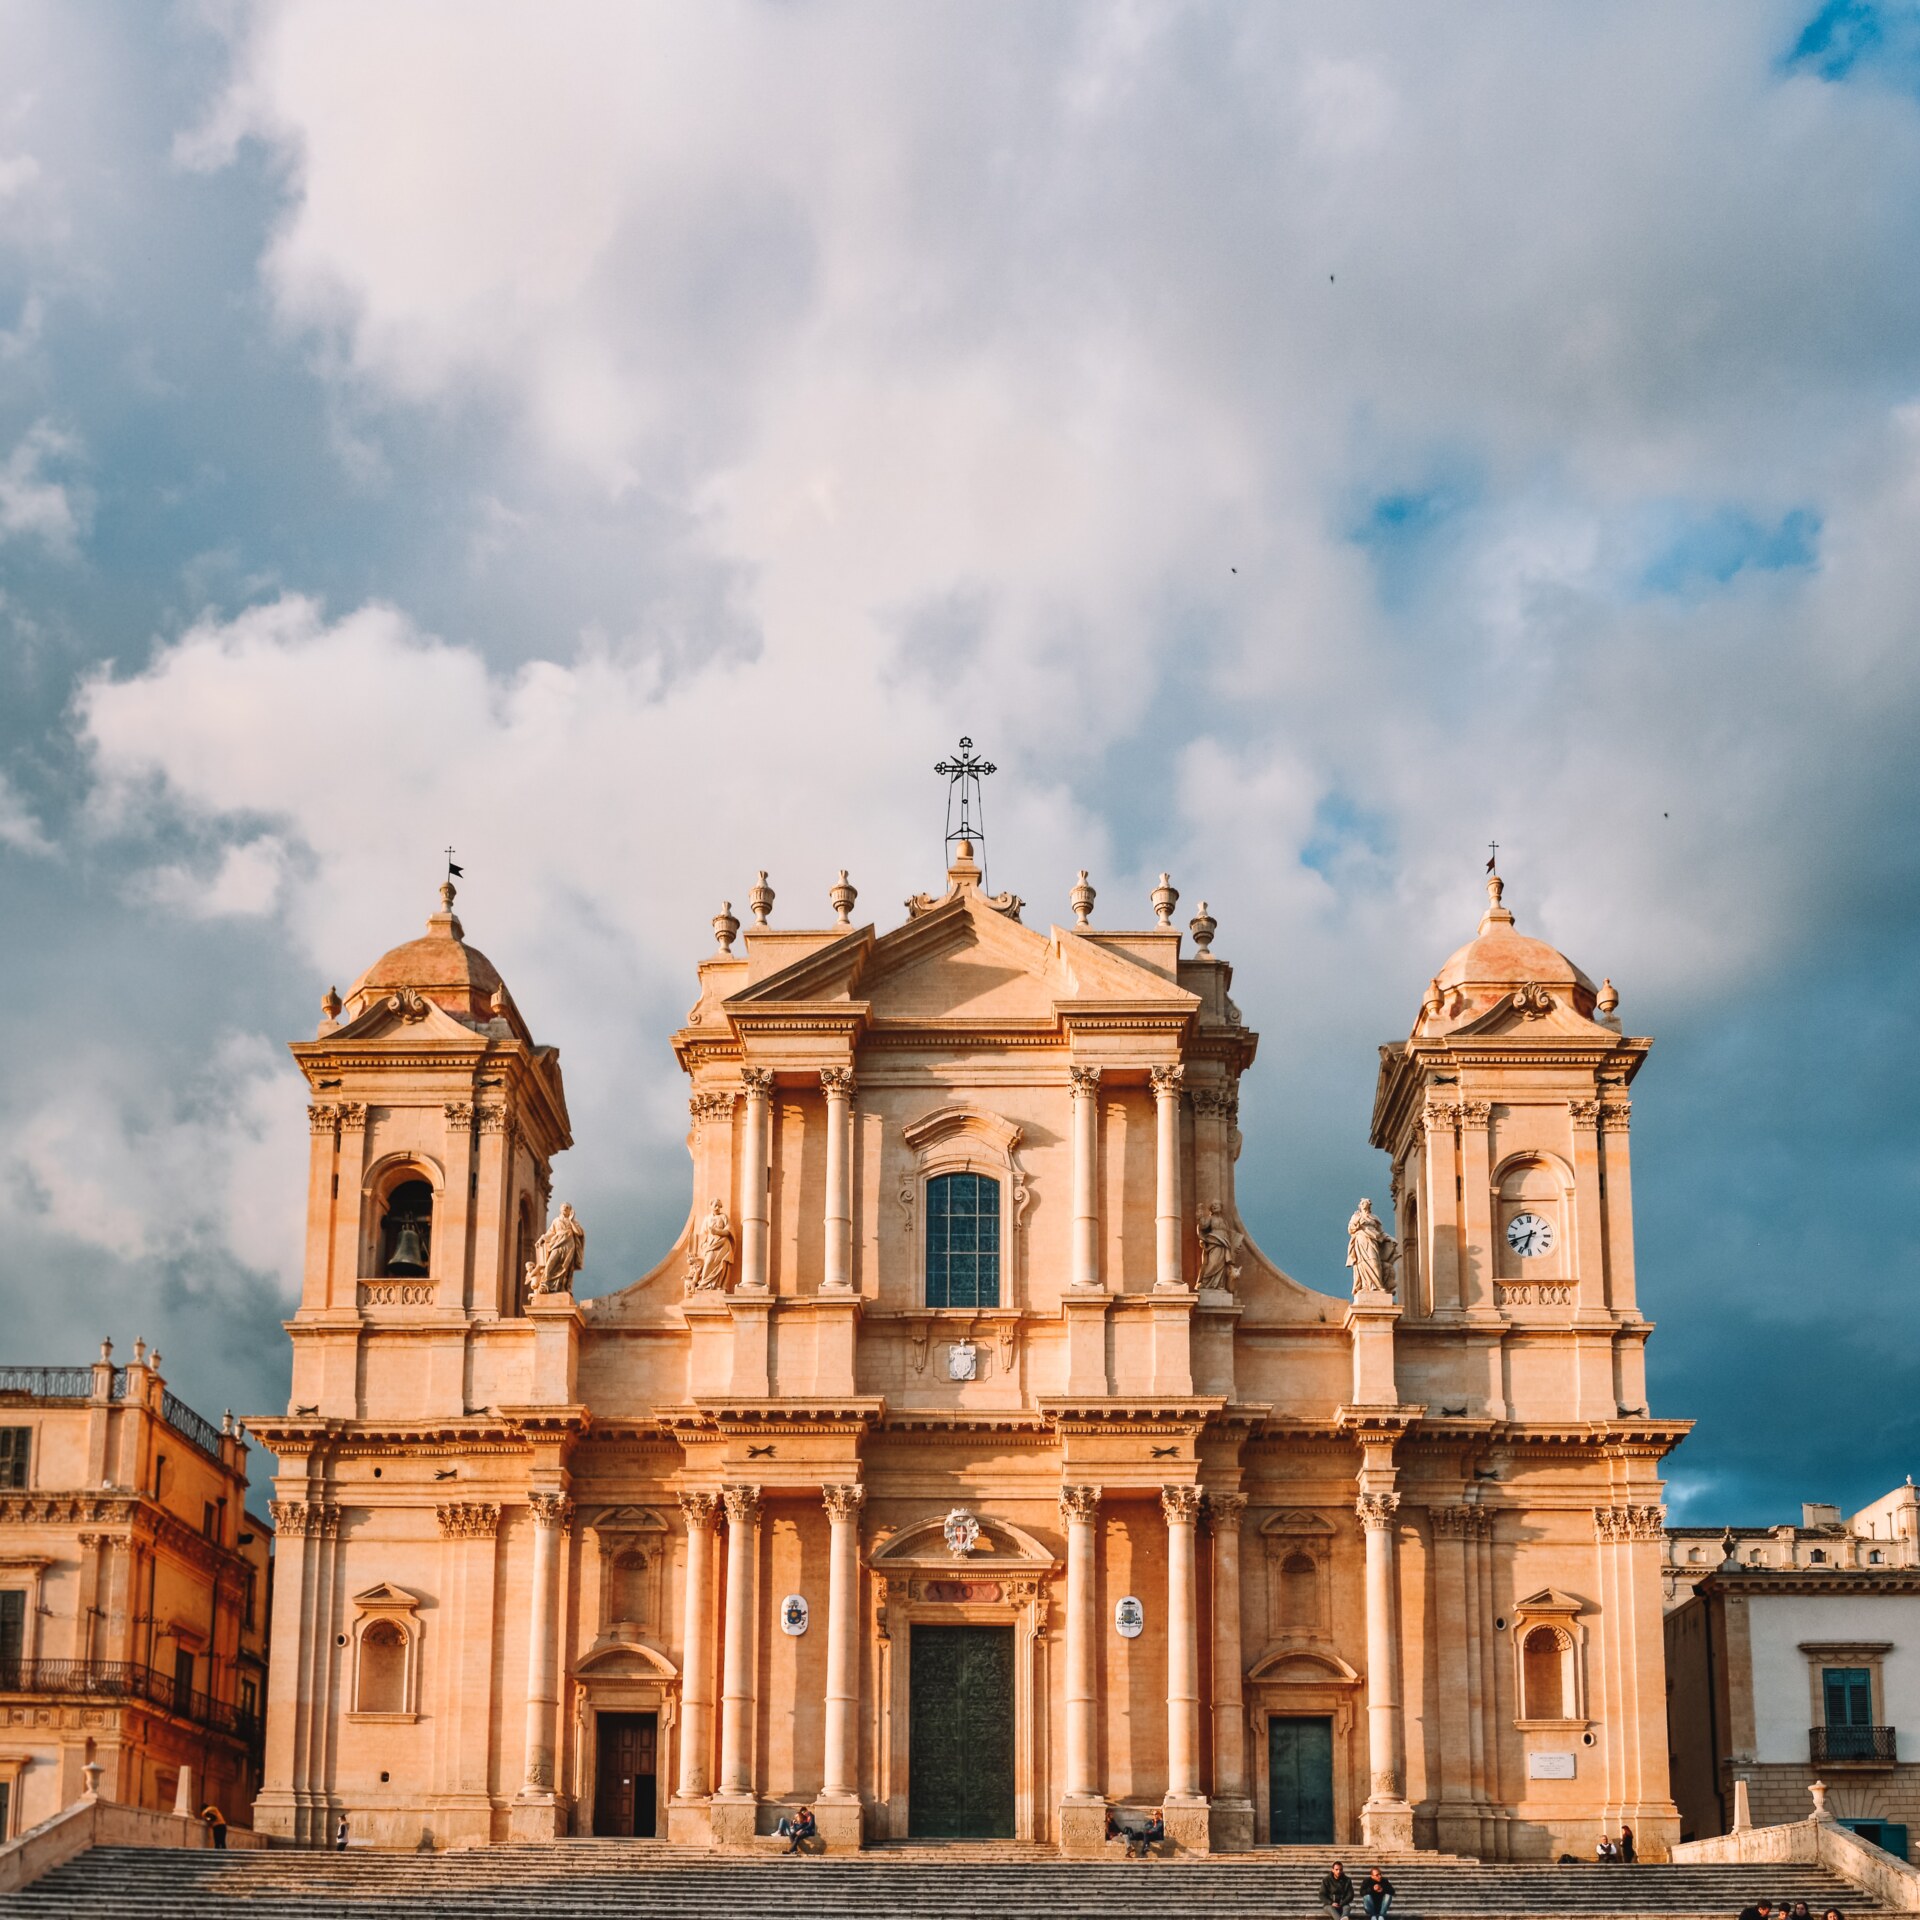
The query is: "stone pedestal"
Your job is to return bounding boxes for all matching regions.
[1361,1799,1415,1849]
[709,1793,759,1849]
[508,1793,565,1842]
[527,1290,582,1403]
[666,1796,714,1847]
[1210,1797,1254,1852]
[815,1798,863,1852]
[1162,1800,1213,1854]
[1057,1798,1111,1855]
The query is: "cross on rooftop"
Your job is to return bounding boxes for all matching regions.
[935,736,997,873]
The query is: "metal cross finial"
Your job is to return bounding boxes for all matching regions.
[935,736,997,872]
[1485,839,1499,874]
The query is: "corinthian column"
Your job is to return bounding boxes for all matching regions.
[821,1069,854,1291]
[1162,1485,1204,1800]
[1151,1065,1186,1291]
[821,1484,865,1801]
[739,1069,774,1292]
[675,1493,720,1801]
[718,1484,763,1798]
[1358,1490,1414,1847]
[1208,1492,1252,1843]
[1060,1484,1102,1799]
[522,1493,573,1795]
[1069,1067,1102,1291]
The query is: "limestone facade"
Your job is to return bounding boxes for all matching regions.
[0,1345,269,1837]
[1665,1487,1920,1854]
[250,852,1686,1857]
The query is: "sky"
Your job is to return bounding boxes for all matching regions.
[1,0,1917,1523]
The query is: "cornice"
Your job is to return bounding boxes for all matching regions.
[1705,1569,1920,1597]
[657,1398,886,1433]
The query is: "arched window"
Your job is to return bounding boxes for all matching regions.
[1869,1549,1884,1565]
[379,1179,433,1277]
[1810,1548,1826,1564]
[357,1620,407,1714]
[925,1171,1000,1308]
[1522,1626,1567,1721]
[514,1196,535,1312]
[1280,1552,1318,1633]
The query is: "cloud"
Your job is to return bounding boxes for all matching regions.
[0,769,52,854]
[0,421,87,554]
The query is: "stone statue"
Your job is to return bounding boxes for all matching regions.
[1346,1198,1397,1298]
[687,1198,736,1292]
[525,1203,586,1296]
[1196,1200,1239,1290]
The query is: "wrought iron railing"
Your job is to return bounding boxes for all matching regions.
[0,1366,99,1399]
[1811,1724,1898,1765]
[0,1657,261,1744]
[161,1390,226,1460]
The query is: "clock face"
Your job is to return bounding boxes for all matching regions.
[1506,1211,1555,1258]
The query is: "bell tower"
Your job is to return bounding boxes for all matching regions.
[1369,867,1649,1422]
[286,880,573,1419]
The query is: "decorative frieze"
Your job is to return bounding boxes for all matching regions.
[1497,1280,1575,1308]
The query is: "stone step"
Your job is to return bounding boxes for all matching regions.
[0,1845,1876,1920]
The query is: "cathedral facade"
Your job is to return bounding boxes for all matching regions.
[250,843,1685,1858]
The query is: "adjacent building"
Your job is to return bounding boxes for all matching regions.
[0,1345,271,1838]
[250,848,1687,1857]
[1665,1484,1920,1857]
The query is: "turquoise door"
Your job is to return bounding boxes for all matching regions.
[909,1625,1017,1837]
[1268,1716,1336,1844]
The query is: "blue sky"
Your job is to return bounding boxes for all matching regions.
[1,1,1917,1521]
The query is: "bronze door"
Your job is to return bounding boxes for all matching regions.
[909,1625,1016,1838]
[593,1712,658,1837]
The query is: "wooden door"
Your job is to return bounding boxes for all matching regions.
[592,1712,658,1837]
[1268,1716,1335,1844]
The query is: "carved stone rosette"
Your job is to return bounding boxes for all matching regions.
[1594,1503,1666,1543]
[1355,1491,1401,1532]
[722,1484,763,1526]
[436,1501,502,1540]
[1161,1485,1205,1524]
[677,1490,721,1529]
[527,1492,575,1530]
[822,1483,866,1523]
[1059,1484,1102,1525]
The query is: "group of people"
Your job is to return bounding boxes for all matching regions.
[1594,1823,1637,1863]
[1104,1808,1168,1857]
[1738,1902,1844,1920]
[1319,1864,1396,1916]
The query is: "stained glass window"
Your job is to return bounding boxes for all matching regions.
[925,1172,1000,1309]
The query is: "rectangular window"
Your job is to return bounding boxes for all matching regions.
[925,1172,1001,1310]
[0,1589,25,1674]
[0,1778,10,1842]
[239,1676,258,1721]
[173,1648,196,1715]
[203,1502,218,1542]
[0,1428,28,1490]
[1824,1667,1872,1729]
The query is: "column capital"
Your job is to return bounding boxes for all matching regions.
[722,1483,764,1525]
[1356,1491,1401,1532]
[527,1492,575,1530]
[740,1067,776,1096]
[822,1483,866,1522]
[1595,1502,1665,1542]
[1428,1503,1492,1538]
[1068,1064,1102,1097]
[1149,1063,1186,1097]
[690,1090,737,1125]
[436,1501,502,1540]
[1059,1483,1102,1525]
[677,1489,721,1528]
[819,1067,856,1096]
[1161,1485,1204,1524]
[1206,1490,1249,1529]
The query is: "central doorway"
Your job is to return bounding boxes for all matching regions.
[1268,1716,1335,1844]
[592,1711,658,1837]
[909,1624,1016,1837]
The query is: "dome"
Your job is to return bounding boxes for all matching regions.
[1420,874,1598,1030]
[344,881,507,1024]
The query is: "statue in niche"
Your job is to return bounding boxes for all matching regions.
[525,1203,586,1296]
[686,1198,736,1293]
[1346,1197,1398,1298]
[1196,1200,1239,1290]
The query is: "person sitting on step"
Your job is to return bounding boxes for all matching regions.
[1132,1810,1166,1857]
[1736,1898,1775,1920]
[1362,1866,1394,1918]
[774,1804,817,1853]
[1321,1862,1357,1916]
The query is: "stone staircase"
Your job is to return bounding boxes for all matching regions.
[0,1843,1875,1920]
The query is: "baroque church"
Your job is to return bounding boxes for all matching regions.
[250,834,1686,1859]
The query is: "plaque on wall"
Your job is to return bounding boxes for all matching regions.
[780,1594,809,1636]
[1527,1751,1575,1779]
[1115,1596,1145,1638]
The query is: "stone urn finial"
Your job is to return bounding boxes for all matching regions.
[1069,870,1095,929]
[829,870,857,927]
[1151,872,1179,928]
[1809,1778,1831,1821]
[748,871,775,928]
[712,901,740,955]
[1188,900,1216,954]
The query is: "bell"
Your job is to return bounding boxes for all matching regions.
[388,1222,428,1274]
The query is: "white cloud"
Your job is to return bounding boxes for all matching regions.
[0,769,52,854]
[0,420,86,554]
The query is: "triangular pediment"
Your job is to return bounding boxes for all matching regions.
[1516,1586,1583,1615]
[352,1582,420,1613]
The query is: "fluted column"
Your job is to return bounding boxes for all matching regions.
[1069,1066,1102,1291]
[718,1484,763,1796]
[1061,1484,1102,1798]
[1163,1485,1204,1800]
[1151,1065,1186,1291]
[739,1069,774,1292]
[675,1492,720,1800]
[822,1484,865,1798]
[1358,1490,1412,1845]
[1208,1493,1251,1819]
[821,1069,855,1291]
[522,1492,573,1794]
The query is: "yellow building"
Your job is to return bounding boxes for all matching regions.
[250,847,1686,1857]
[0,1344,270,1838]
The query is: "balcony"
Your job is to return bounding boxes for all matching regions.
[1810,1724,1898,1766]
[0,1657,262,1746]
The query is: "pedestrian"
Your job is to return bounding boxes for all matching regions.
[200,1804,227,1850]
[334,1814,349,1852]
[1620,1823,1636,1864]
[1363,1865,1394,1918]
[1321,1862,1357,1917]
